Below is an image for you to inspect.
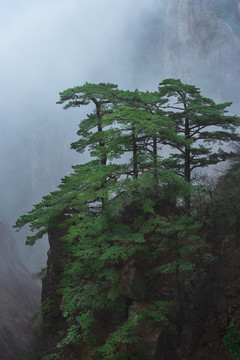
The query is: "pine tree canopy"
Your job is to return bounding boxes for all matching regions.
[14,79,240,359]
[158,78,240,182]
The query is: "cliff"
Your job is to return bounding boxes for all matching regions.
[134,0,240,107]
[164,0,240,99]
[26,2,240,359]
[37,218,240,359]
[0,217,40,359]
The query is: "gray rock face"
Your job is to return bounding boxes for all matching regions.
[119,263,146,301]
[0,216,40,359]
[133,0,240,108]
[163,0,240,103]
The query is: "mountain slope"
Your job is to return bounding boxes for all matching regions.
[0,217,40,359]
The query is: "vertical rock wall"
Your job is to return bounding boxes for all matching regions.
[163,0,240,104]
[38,2,240,359]
[133,0,240,109]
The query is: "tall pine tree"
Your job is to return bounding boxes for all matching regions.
[14,80,240,359]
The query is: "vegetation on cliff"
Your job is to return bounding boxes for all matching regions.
[15,80,240,359]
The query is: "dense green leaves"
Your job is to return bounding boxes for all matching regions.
[15,80,240,359]
[158,78,240,183]
[223,325,240,360]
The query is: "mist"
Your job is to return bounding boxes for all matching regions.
[1,0,240,272]
[2,2,240,358]
[0,0,163,271]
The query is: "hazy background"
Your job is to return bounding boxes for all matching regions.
[1,0,240,272]
[0,0,165,271]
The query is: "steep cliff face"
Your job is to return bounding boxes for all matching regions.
[0,217,40,359]
[36,2,240,359]
[163,0,240,102]
[134,0,240,107]
[158,224,240,360]
[40,221,240,359]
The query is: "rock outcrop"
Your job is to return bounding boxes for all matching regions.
[37,216,240,360]
[31,2,240,359]
[0,216,40,359]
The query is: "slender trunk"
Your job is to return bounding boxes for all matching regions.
[95,103,107,166]
[184,117,191,182]
[184,117,191,212]
[132,126,138,179]
[175,234,180,301]
[176,264,180,300]
[98,122,107,166]
[153,137,158,187]
[93,99,107,209]
[184,147,191,212]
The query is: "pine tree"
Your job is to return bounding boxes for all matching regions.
[158,79,240,183]
[14,80,239,359]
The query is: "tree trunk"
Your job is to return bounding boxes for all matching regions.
[153,137,158,187]
[95,100,106,209]
[132,127,138,179]
[96,106,107,166]
[184,117,191,212]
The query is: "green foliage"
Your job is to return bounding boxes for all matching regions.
[38,297,60,329]
[139,301,170,325]
[223,325,240,359]
[14,80,240,359]
[91,316,141,360]
[42,355,60,360]
[201,253,217,265]
[207,163,240,229]
[151,215,205,273]
[158,78,240,183]
[57,324,83,349]
[92,301,169,360]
